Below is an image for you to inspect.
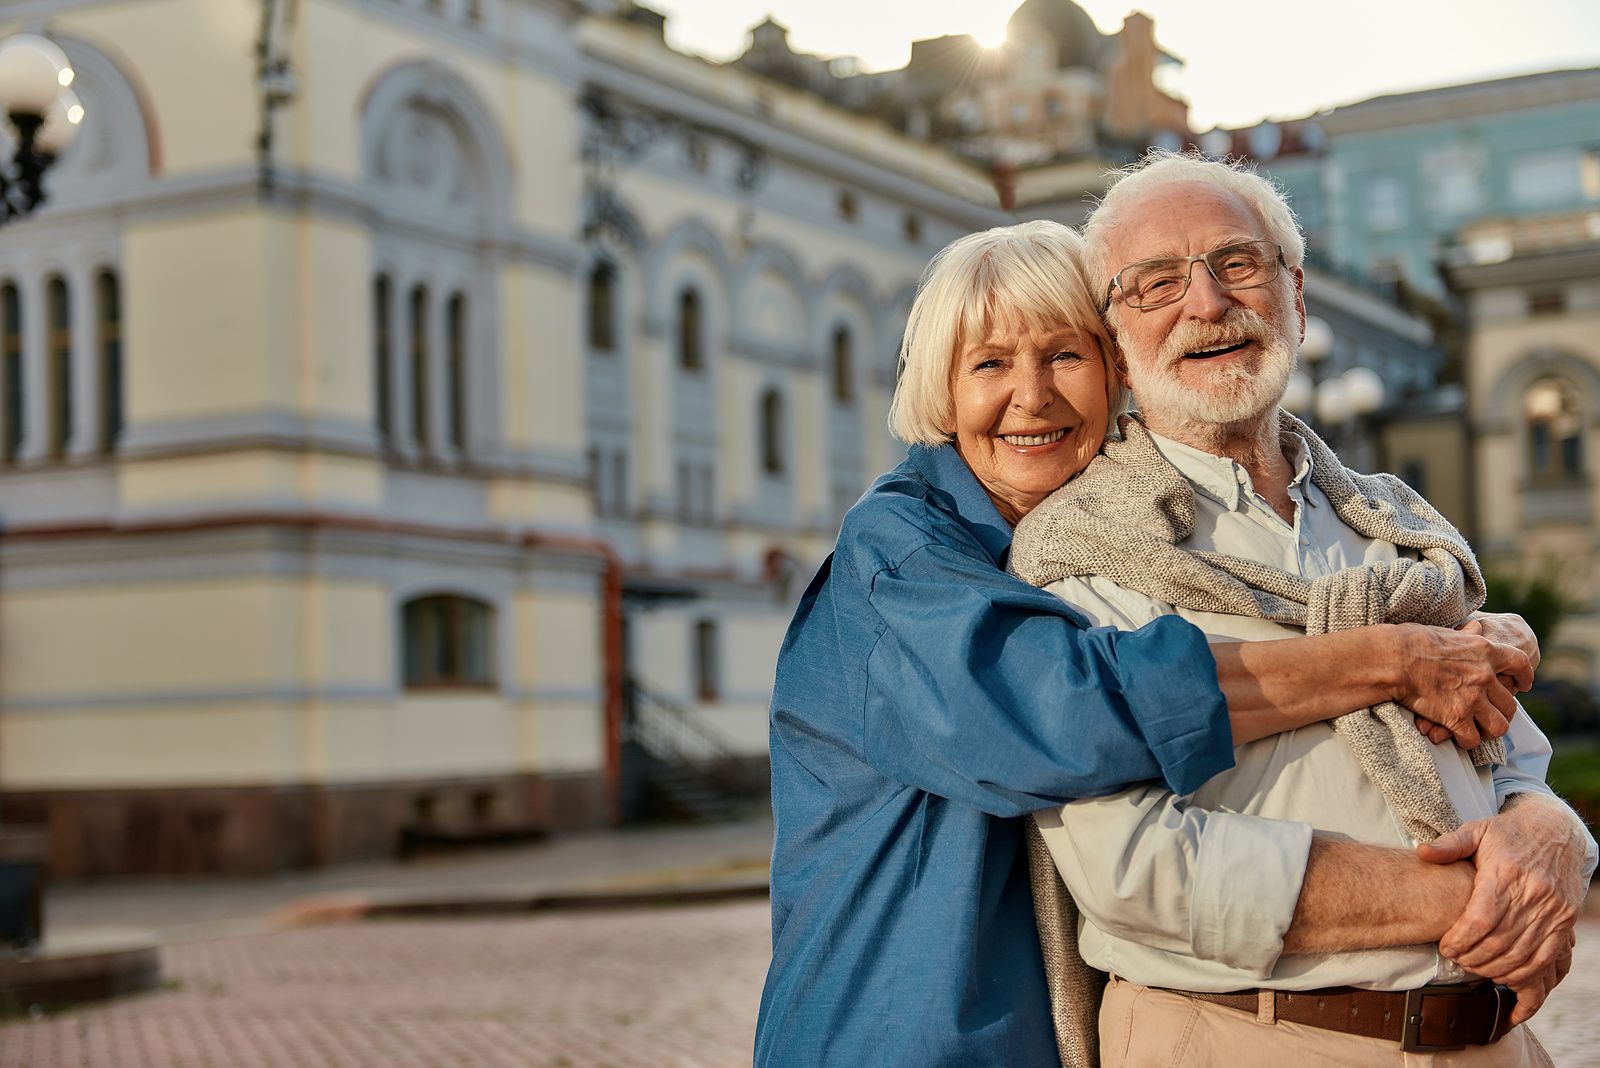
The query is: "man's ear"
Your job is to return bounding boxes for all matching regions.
[1292,266,1307,341]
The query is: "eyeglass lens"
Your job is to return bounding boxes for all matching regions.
[1118,241,1281,309]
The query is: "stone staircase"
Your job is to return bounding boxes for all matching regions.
[621,679,766,824]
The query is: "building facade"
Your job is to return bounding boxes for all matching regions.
[1216,69,1600,299]
[1448,211,1600,687]
[0,0,1001,876]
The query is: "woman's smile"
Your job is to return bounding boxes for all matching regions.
[948,320,1114,526]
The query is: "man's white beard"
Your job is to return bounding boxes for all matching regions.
[1124,298,1296,432]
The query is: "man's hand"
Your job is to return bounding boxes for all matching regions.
[1417,795,1589,1024]
[1393,623,1528,749]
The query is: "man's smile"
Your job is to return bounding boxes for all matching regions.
[1182,340,1252,360]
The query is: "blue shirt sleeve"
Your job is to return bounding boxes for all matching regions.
[859,536,1234,817]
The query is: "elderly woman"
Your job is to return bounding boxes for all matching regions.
[752,221,1530,1068]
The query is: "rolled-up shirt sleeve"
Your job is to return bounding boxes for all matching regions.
[1494,713,1600,878]
[1038,788,1313,976]
[861,539,1233,816]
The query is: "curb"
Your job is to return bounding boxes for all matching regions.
[275,874,771,927]
[0,939,163,1014]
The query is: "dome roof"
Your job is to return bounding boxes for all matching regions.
[1006,0,1104,69]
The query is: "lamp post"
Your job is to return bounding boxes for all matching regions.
[1284,315,1386,468]
[0,33,84,226]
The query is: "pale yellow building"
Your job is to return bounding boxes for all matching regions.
[0,0,1002,876]
[1449,211,1600,685]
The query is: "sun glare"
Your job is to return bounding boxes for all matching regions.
[973,22,1009,49]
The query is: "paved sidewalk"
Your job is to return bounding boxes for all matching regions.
[9,814,1600,1066]
[42,814,776,946]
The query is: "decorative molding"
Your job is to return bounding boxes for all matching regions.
[3,685,401,714]
[727,332,816,372]
[1475,347,1600,427]
[584,55,1005,228]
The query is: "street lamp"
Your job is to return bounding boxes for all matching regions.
[0,33,84,226]
[1284,315,1386,463]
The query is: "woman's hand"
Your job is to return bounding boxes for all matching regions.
[1390,623,1528,749]
[1461,611,1541,674]
[1412,614,1538,745]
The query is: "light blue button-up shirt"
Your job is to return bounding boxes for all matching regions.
[754,443,1234,1067]
[1035,428,1598,993]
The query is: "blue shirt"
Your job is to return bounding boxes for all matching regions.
[753,444,1235,1068]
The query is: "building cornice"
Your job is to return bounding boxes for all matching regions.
[1447,244,1600,291]
[1320,68,1600,137]
[578,22,1006,228]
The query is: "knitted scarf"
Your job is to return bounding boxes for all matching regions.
[1009,410,1500,1068]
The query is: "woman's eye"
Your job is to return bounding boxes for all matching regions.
[1051,350,1082,363]
[974,358,1003,371]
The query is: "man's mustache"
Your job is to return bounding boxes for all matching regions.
[1154,308,1278,367]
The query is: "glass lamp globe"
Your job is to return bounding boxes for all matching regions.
[1315,375,1351,425]
[0,35,73,117]
[1342,367,1386,417]
[1300,315,1333,364]
[34,87,84,156]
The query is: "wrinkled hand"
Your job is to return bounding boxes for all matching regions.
[1463,612,1541,674]
[1413,616,1538,745]
[1417,796,1588,1024]
[1393,623,1528,749]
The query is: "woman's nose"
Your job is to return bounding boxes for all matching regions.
[1011,365,1056,412]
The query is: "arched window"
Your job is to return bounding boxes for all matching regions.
[447,293,467,452]
[831,325,854,404]
[677,286,703,371]
[46,276,71,459]
[97,271,122,454]
[588,260,616,352]
[374,276,393,445]
[402,594,495,688]
[1524,377,1584,487]
[1,283,20,464]
[694,619,720,702]
[761,388,785,475]
[409,285,429,450]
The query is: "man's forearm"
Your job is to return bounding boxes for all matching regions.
[1282,836,1475,954]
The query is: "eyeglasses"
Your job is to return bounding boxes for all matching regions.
[1107,240,1285,311]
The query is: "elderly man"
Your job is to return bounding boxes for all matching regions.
[1010,151,1598,1067]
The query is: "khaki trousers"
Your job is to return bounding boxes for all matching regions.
[1099,975,1555,1067]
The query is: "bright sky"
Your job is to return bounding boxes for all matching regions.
[646,0,1600,130]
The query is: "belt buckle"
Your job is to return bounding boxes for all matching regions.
[1400,986,1470,1053]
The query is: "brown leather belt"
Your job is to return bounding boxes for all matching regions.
[1168,980,1516,1053]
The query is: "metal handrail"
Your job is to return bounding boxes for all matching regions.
[623,677,741,769]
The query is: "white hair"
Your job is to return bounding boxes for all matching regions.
[1083,149,1306,322]
[888,220,1119,446]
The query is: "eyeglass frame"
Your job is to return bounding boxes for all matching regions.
[1104,240,1287,312]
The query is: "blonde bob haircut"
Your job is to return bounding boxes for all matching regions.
[888,219,1118,447]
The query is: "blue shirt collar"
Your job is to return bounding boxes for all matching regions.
[905,443,1015,564]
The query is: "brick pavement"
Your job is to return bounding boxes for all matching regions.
[2,903,1597,1068]
[0,901,773,1068]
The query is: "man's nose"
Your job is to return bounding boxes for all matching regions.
[1182,262,1233,321]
